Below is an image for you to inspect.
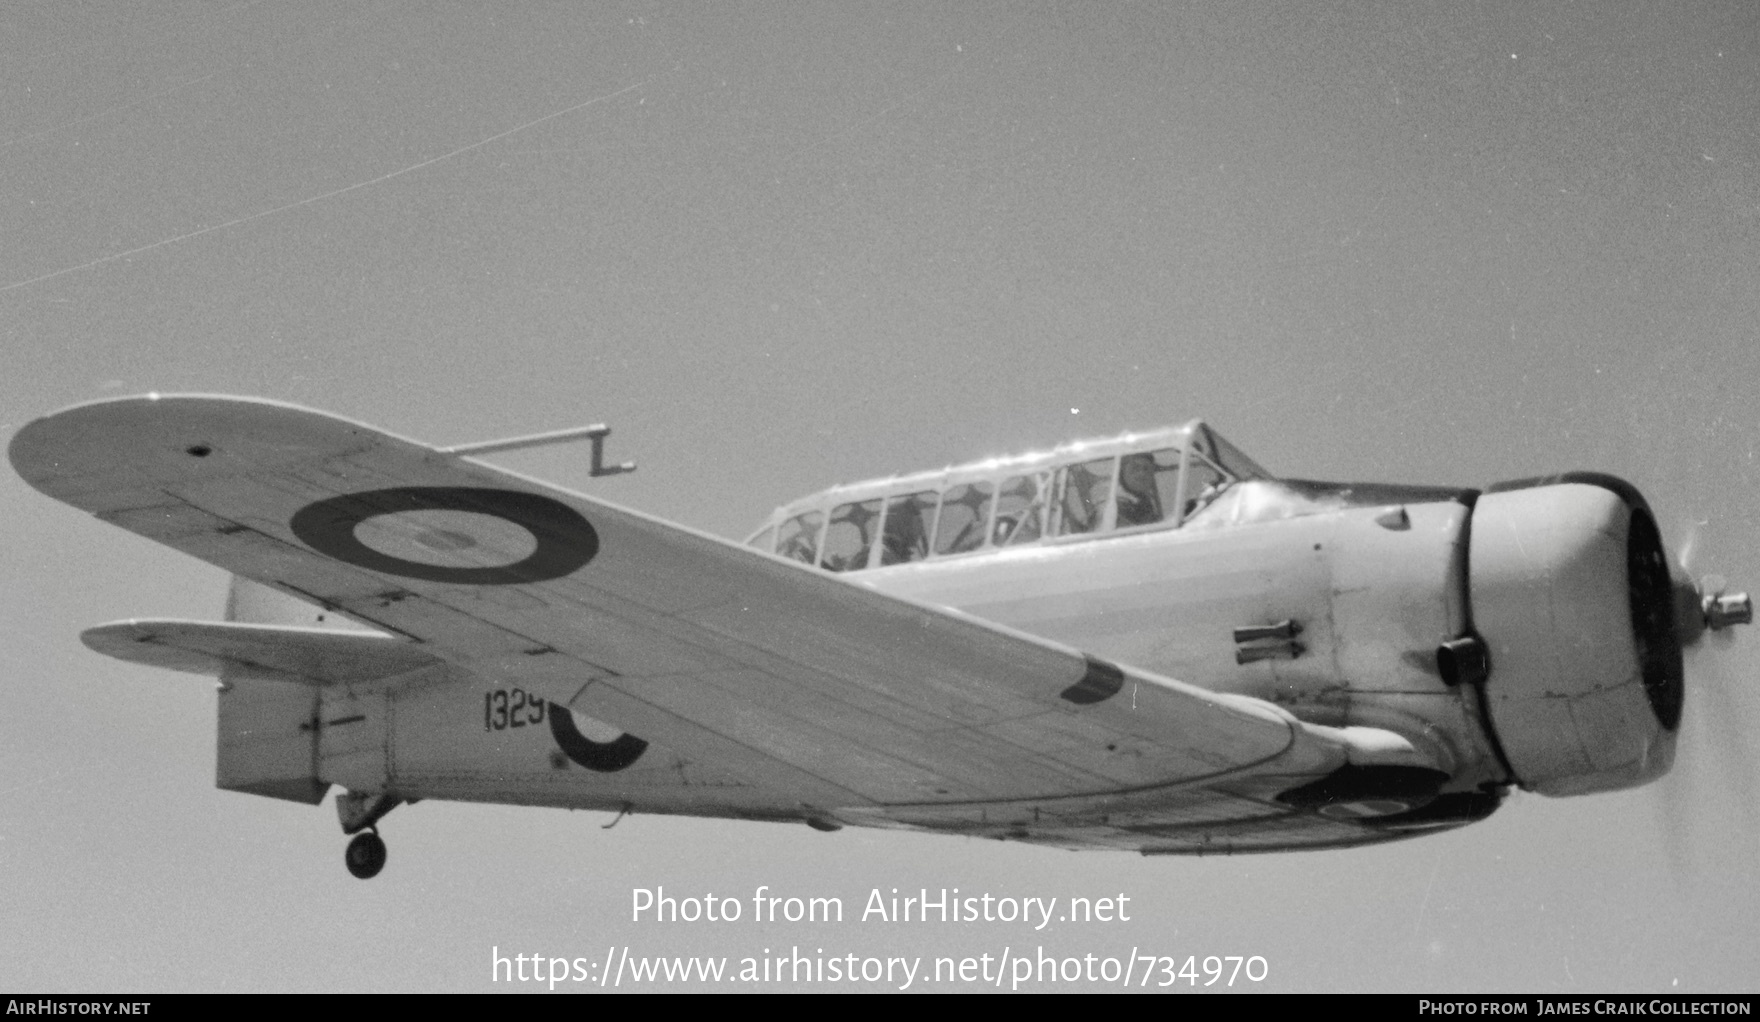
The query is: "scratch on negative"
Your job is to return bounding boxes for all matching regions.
[2,71,672,293]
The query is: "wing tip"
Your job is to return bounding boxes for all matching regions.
[10,393,427,506]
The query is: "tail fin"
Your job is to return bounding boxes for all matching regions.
[224,577,379,632]
[217,578,372,804]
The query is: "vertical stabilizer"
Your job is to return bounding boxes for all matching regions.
[224,577,380,632]
[214,578,364,804]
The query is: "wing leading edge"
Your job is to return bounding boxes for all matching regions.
[13,395,1375,816]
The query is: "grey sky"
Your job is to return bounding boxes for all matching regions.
[2,1,1756,992]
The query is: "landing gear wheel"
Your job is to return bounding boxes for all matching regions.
[345,830,388,880]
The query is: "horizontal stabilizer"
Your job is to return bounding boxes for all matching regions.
[82,619,441,685]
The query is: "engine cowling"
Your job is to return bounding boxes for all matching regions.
[1469,476,1682,796]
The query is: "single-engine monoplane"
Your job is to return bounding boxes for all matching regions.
[11,396,1748,877]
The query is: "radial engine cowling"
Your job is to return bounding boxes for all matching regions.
[1470,476,1682,797]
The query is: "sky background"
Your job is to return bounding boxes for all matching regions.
[2,0,1757,994]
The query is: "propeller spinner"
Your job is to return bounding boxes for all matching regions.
[1673,569,1753,644]
[1703,582,1753,632]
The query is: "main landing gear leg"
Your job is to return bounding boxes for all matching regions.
[336,790,402,880]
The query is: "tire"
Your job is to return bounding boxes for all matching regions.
[345,831,388,880]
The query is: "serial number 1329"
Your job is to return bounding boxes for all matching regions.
[484,687,546,731]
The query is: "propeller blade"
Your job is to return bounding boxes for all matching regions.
[1678,519,1707,576]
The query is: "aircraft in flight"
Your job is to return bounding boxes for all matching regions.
[10,395,1750,878]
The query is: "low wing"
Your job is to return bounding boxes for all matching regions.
[13,395,1355,812]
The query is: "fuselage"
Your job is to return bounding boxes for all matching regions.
[857,485,1500,797]
[288,420,1681,853]
[732,420,1686,822]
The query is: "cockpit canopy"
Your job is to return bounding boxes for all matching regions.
[745,420,1271,573]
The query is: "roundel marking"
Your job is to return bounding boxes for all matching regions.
[548,704,649,772]
[290,487,598,584]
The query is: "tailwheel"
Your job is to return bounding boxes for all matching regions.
[345,829,388,880]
